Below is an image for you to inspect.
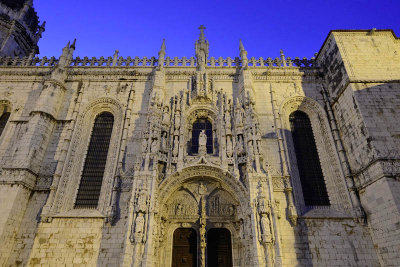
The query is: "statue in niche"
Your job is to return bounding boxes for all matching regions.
[151,139,158,153]
[225,111,231,129]
[172,135,179,157]
[160,132,167,151]
[134,213,145,234]
[237,135,244,155]
[199,130,207,155]
[235,103,243,126]
[141,137,148,153]
[258,197,272,243]
[226,136,233,157]
[174,112,181,129]
[248,140,254,157]
[162,106,170,125]
[260,214,271,236]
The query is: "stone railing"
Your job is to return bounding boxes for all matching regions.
[0,56,58,66]
[0,55,316,68]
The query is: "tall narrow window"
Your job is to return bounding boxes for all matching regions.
[75,112,114,208]
[191,118,213,154]
[289,111,330,206]
[0,111,10,137]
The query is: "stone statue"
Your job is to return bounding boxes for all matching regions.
[141,137,148,153]
[260,214,271,236]
[134,213,145,234]
[162,106,170,125]
[237,135,244,155]
[172,135,179,157]
[151,139,158,153]
[248,140,254,157]
[160,132,167,151]
[226,135,233,157]
[199,130,207,155]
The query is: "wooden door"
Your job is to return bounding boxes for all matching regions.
[172,228,197,267]
[206,228,232,267]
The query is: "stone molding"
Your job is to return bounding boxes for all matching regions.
[51,97,124,216]
[280,95,352,213]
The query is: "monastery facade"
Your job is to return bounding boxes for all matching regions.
[0,1,399,266]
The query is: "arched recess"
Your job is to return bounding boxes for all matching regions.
[185,106,218,156]
[154,165,250,267]
[52,97,124,215]
[280,96,351,212]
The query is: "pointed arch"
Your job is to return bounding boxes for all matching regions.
[75,112,114,208]
[280,95,351,212]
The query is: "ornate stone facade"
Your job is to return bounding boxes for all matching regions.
[0,4,399,266]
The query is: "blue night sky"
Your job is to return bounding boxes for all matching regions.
[35,0,400,59]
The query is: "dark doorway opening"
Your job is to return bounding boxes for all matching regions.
[172,228,197,267]
[206,228,233,267]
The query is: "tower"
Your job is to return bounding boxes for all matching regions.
[0,0,45,57]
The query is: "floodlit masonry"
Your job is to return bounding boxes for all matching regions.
[0,1,400,266]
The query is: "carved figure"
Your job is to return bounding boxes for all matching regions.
[151,139,158,153]
[162,106,170,125]
[226,136,233,157]
[141,138,148,153]
[237,135,244,155]
[160,132,167,151]
[260,214,271,236]
[134,213,145,234]
[248,141,254,157]
[198,182,207,195]
[172,135,179,157]
[235,105,243,126]
[199,130,207,155]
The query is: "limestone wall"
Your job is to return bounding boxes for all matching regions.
[28,218,104,266]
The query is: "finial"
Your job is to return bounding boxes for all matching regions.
[280,49,285,57]
[239,39,245,51]
[70,39,76,50]
[40,21,46,30]
[159,38,166,54]
[198,25,206,41]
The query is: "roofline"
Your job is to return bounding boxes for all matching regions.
[315,29,399,60]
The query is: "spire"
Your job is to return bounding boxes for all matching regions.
[195,25,209,71]
[158,39,166,70]
[239,39,248,68]
[70,38,76,50]
[239,39,245,51]
[280,49,287,67]
[159,38,166,56]
[34,21,46,44]
[58,40,74,67]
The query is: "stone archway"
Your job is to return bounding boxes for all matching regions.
[154,165,251,267]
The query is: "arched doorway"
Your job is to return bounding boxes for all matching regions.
[172,228,197,267]
[206,228,232,267]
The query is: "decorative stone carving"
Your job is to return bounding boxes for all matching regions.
[226,136,233,157]
[257,197,272,244]
[198,130,207,155]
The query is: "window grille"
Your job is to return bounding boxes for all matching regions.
[289,111,330,206]
[191,118,213,154]
[75,112,114,208]
[0,112,10,137]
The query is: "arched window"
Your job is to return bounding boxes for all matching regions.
[289,111,330,206]
[0,110,10,137]
[191,118,213,154]
[75,112,114,208]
